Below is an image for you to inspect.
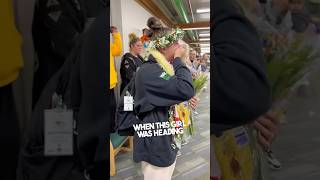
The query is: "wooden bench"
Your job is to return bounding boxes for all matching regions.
[110,133,133,176]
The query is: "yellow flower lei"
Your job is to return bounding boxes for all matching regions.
[148,49,175,76]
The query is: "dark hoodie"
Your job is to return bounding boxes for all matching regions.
[133,55,194,167]
[212,0,272,135]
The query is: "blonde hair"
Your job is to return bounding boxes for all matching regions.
[128,33,140,48]
[178,40,191,65]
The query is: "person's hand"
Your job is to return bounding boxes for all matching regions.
[253,111,280,148]
[192,72,197,79]
[111,26,118,34]
[189,96,199,110]
[174,45,186,59]
[192,72,200,79]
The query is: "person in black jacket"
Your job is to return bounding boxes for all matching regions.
[212,0,281,178]
[213,0,280,147]
[120,33,144,94]
[133,18,195,180]
[32,0,107,108]
[32,0,86,108]
[17,11,108,180]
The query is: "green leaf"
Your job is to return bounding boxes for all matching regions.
[192,74,209,95]
[266,37,319,101]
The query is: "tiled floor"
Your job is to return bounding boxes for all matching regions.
[267,71,320,180]
[111,80,211,180]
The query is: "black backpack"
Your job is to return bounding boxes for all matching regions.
[116,71,140,136]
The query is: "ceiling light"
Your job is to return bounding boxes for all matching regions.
[200,44,210,47]
[196,8,210,13]
[199,38,210,41]
[182,27,210,30]
[199,33,210,37]
[198,13,210,19]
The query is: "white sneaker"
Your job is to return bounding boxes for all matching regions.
[177,150,182,157]
[264,149,282,170]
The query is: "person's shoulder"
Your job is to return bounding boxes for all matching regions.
[137,55,145,61]
[112,32,121,38]
[214,0,245,17]
[140,61,160,71]
[122,52,133,59]
[137,60,162,77]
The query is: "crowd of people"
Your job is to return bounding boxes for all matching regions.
[110,17,210,179]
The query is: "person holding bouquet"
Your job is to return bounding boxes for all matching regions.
[133,17,196,180]
[212,0,280,179]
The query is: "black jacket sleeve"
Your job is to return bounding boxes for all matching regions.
[77,13,107,179]
[212,0,272,133]
[141,58,195,108]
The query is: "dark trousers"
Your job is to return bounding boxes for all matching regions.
[0,84,20,180]
[109,89,116,133]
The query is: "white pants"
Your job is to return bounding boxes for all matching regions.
[141,159,177,180]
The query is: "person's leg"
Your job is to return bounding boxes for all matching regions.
[0,84,20,180]
[109,88,116,133]
[141,159,177,180]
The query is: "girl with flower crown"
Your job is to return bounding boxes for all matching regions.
[132,17,197,180]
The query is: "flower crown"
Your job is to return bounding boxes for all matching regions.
[147,28,185,49]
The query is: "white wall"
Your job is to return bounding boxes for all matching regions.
[120,0,153,53]
[110,0,153,99]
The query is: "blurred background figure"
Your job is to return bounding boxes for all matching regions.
[110,26,122,132]
[120,33,144,94]
[0,1,23,179]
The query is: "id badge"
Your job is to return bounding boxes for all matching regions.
[44,109,73,156]
[124,96,133,111]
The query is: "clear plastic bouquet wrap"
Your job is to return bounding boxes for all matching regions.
[266,36,318,117]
